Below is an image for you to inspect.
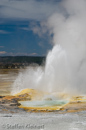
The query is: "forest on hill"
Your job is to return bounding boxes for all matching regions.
[0,56,46,69]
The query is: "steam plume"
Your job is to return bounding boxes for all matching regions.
[12,0,86,96]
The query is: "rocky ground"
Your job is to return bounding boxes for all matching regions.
[0,93,31,114]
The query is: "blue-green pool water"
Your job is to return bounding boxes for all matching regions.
[19,100,69,107]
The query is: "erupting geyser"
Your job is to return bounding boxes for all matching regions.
[12,0,86,97]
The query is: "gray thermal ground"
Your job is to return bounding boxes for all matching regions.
[0,112,86,130]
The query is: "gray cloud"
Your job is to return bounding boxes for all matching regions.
[5,52,38,56]
[0,0,60,21]
[0,51,6,54]
[0,30,10,34]
[0,46,4,48]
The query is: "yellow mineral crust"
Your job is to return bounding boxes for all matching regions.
[18,105,63,112]
[14,88,48,100]
[70,96,86,103]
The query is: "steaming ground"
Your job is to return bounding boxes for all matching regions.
[12,0,86,96]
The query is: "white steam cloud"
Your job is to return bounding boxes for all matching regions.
[12,0,86,96]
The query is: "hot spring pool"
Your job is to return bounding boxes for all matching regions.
[19,100,69,108]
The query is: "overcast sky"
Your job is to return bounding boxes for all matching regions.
[0,0,61,56]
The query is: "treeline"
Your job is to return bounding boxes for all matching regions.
[0,56,46,69]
